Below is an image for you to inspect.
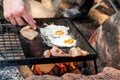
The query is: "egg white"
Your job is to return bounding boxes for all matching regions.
[40,24,69,37]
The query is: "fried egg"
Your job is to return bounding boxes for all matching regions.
[40,24,69,37]
[50,35,76,47]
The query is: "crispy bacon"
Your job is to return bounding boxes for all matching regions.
[33,46,90,75]
[43,46,89,57]
[50,46,70,57]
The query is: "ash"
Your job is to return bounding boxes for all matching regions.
[0,66,24,80]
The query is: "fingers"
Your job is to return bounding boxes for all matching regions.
[4,17,10,22]
[22,6,36,30]
[14,15,26,26]
[9,17,17,25]
[22,13,36,30]
[4,13,17,25]
[3,4,36,30]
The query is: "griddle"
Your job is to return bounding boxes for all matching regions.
[0,18,97,73]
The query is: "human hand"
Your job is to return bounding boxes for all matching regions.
[3,0,36,29]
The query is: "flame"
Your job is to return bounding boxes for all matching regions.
[31,62,76,75]
[56,63,67,74]
[65,62,76,70]
[31,47,77,75]
[31,65,42,75]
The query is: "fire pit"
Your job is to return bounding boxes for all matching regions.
[0,18,98,74]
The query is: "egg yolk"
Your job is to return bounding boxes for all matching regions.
[55,30,64,36]
[64,39,74,44]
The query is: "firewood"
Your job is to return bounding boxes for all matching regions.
[89,0,116,25]
[89,9,109,25]
[18,65,34,79]
[31,64,55,74]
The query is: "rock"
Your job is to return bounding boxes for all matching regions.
[25,75,64,80]
[87,67,120,80]
[25,67,120,80]
[18,65,34,79]
[89,12,120,73]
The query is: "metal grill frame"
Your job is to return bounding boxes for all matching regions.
[0,19,98,73]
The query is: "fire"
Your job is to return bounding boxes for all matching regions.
[31,62,76,75]
[32,65,42,75]
[31,46,84,75]
[55,63,67,74]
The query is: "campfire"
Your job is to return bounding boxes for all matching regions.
[30,46,89,76]
[0,18,96,79]
[31,62,75,76]
[1,0,120,79]
[18,62,83,79]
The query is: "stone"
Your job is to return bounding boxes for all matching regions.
[25,67,120,80]
[89,12,120,73]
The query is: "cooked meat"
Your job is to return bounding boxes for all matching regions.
[43,50,51,58]
[69,47,82,57]
[69,47,89,57]
[50,46,70,57]
[20,25,38,40]
[43,46,89,57]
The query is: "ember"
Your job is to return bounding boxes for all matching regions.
[31,46,89,76]
[0,66,24,80]
[31,62,82,76]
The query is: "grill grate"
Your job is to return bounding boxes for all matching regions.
[0,20,24,60]
[0,19,97,74]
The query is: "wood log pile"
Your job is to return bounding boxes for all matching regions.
[89,0,110,24]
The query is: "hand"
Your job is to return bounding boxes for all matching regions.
[3,0,36,29]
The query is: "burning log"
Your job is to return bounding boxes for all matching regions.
[18,65,34,79]
[31,64,55,75]
[31,46,86,76]
[31,62,78,76]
